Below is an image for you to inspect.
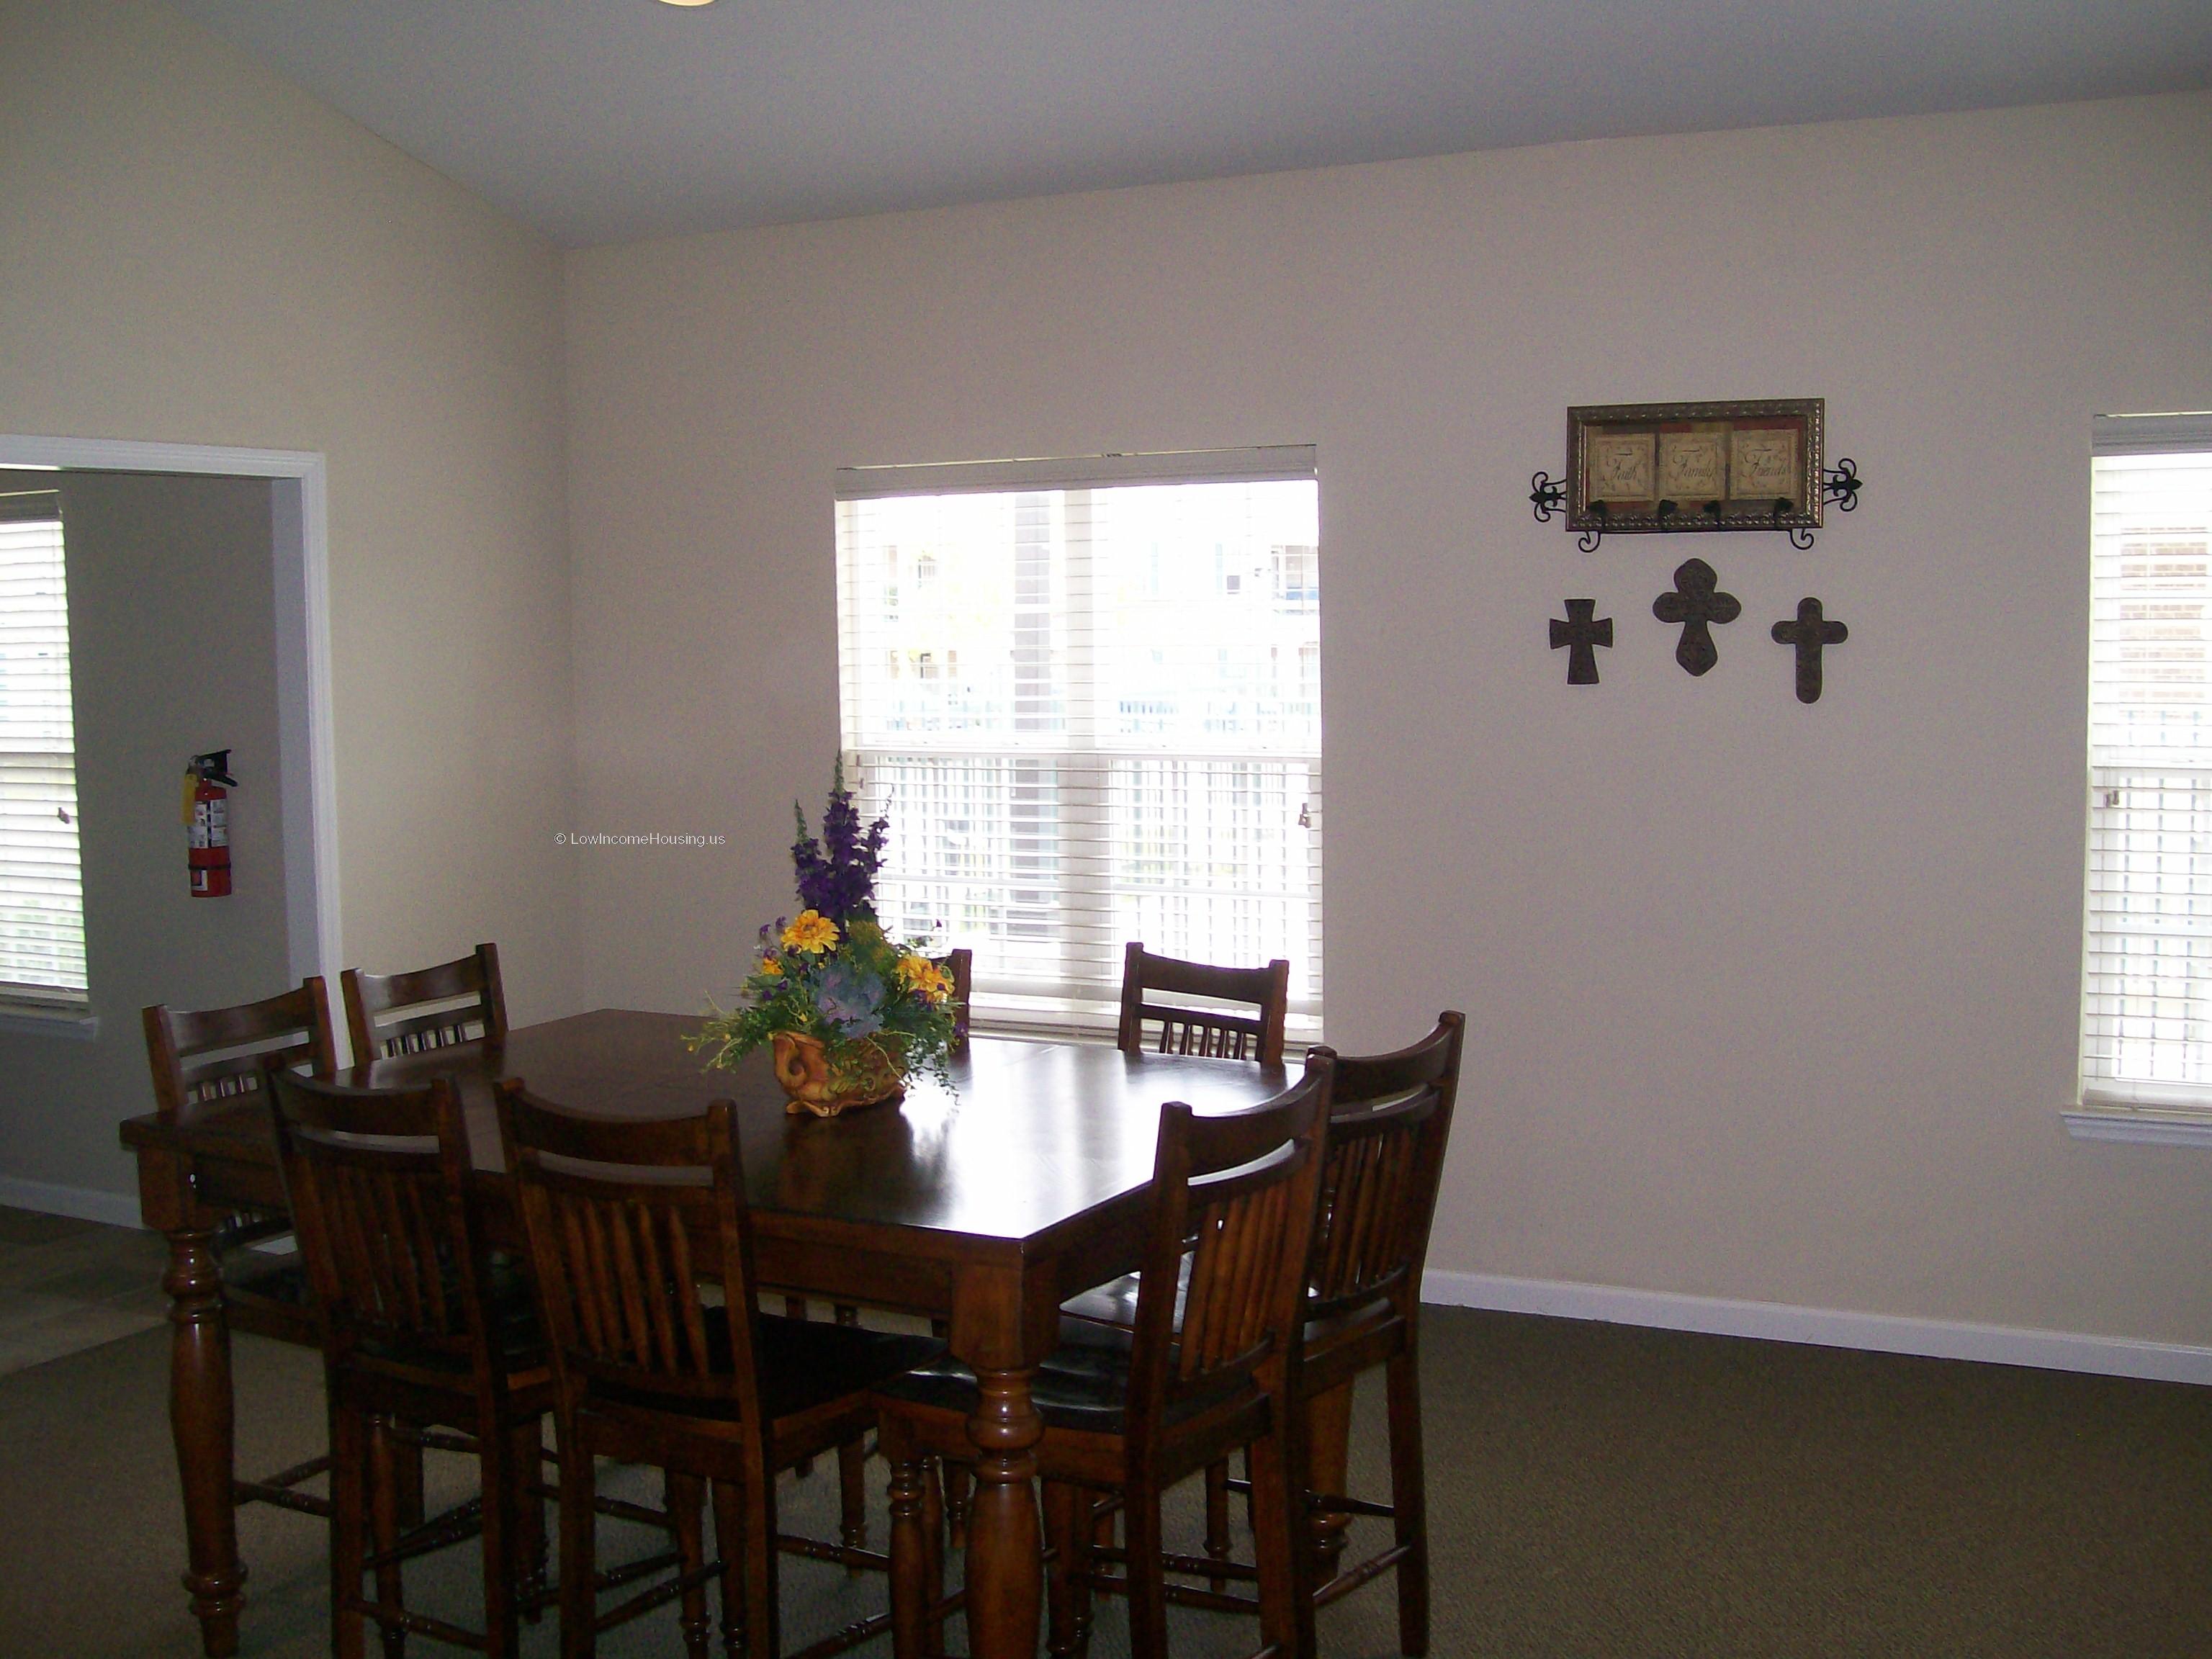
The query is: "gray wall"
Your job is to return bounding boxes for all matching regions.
[0,468,290,1196]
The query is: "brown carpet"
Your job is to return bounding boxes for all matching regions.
[1,1305,2207,1657]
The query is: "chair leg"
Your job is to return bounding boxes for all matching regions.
[943,1462,973,1549]
[710,1478,745,1659]
[1122,1483,1170,1659]
[1043,1479,1094,1659]
[827,1306,872,1564]
[786,1297,814,1480]
[1385,1349,1431,1657]
[392,1420,427,1529]
[511,1418,549,1621]
[1247,1423,1316,1659]
[742,1454,781,1659]
[886,1451,931,1659]
[921,1458,946,1659]
[556,1419,597,1659]
[924,1318,973,1550]
[667,1470,711,1659]
[477,1416,518,1659]
[331,1401,369,1659]
[1202,1457,1233,1592]
[367,1416,410,1659]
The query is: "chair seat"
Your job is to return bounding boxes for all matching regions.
[593,1310,942,1424]
[878,1316,1244,1436]
[1064,1269,1400,1370]
[1059,1267,1173,1330]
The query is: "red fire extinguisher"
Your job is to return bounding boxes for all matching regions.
[184,750,235,898]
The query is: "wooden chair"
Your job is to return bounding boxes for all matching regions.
[874,1051,1337,1659]
[495,1081,943,1659]
[343,943,507,1061]
[267,1069,552,1658]
[1069,1014,1466,1658]
[143,979,342,1521]
[1116,942,1290,1066]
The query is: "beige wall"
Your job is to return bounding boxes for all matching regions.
[563,93,2212,1346]
[0,0,577,1198]
[0,469,295,1194]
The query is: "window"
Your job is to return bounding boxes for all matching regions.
[0,489,86,1010]
[2081,415,2212,1107]
[835,447,1322,1038]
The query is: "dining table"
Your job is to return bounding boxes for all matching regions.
[120,1009,1291,1659]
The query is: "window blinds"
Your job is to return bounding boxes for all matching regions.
[2082,421,2212,1105]
[0,491,86,1004]
[834,451,1323,1037]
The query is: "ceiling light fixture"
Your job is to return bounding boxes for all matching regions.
[655,0,716,6]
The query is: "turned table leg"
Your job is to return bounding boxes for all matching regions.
[964,1364,1043,1659]
[1305,1381,1357,1586]
[164,1223,244,1658]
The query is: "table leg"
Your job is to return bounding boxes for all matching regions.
[164,1223,244,1658]
[964,1364,1043,1659]
[1305,1381,1357,1586]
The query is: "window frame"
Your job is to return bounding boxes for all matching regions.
[832,446,1323,1041]
[0,487,91,1034]
[2077,413,2212,1120]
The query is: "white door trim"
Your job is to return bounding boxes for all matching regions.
[0,434,341,1002]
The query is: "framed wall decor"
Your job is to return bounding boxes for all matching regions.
[1567,398,1825,537]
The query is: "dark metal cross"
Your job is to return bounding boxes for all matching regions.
[1771,596,1848,703]
[1549,598,1613,685]
[1651,557,1740,676]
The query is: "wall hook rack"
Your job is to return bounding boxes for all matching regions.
[1532,400,1863,552]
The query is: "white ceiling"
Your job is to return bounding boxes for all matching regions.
[169,0,2212,248]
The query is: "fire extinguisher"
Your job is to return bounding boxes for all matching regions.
[184,750,236,898]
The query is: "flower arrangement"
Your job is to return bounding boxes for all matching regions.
[690,764,962,1112]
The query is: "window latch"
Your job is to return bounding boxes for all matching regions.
[1297,802,1312,830]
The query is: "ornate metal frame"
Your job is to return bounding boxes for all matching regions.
[1529,397,1861,551]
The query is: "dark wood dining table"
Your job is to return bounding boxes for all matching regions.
[120,1010,1289,1659]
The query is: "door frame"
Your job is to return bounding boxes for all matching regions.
[0,434,339,995]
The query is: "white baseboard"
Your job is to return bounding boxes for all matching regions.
[1422,1269,2212,1387]
[0,1174,145,1230]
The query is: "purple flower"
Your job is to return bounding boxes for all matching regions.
[792,761,889,925]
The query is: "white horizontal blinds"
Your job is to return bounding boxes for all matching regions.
[835,451,1323,1035]
[0,491,86,1003]
[2083,428,2212,1103]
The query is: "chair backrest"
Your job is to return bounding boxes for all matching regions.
[143,978,337,1126]
[343,942,507,1061]
[1116,941,1290,1066]
[1124,1050,1335,1444]
[267,1069,496,1380]
[1306,1012,1465,1321]
[495,1082,765,1420]
[930,947,974,1051]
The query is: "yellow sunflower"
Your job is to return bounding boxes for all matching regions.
[896,956,950,1002]
[781,910,839,954]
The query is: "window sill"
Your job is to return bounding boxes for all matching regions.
[2063,1105,2212,1148]
[0,1003,99,1041]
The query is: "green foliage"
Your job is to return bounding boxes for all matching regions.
[688,907,961,1092]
